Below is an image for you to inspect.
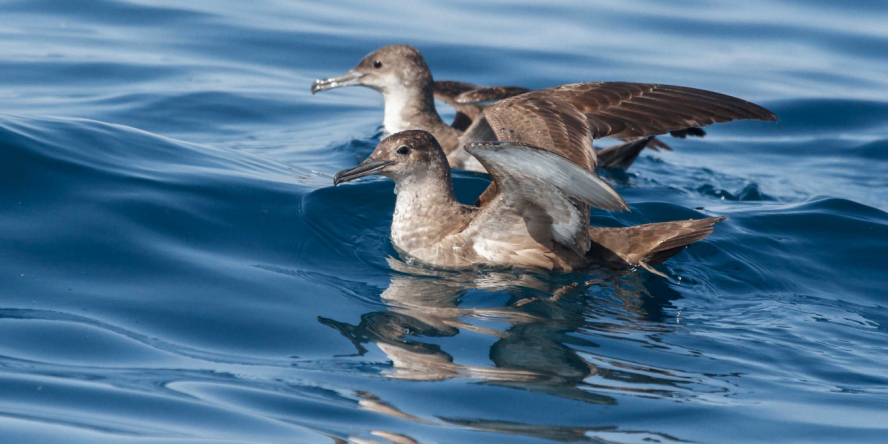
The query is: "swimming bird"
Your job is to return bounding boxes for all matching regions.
[312,44,775,172]
[334,130,724,275]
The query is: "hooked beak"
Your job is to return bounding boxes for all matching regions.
[333,158,396,186]
[311,70,366,94]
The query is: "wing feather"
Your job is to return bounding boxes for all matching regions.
[434,81,533,131]
[454,86,532,105]
[464,141,628,256]
[434,81,485,131]
[482,82,776,165]
[484,96,597,170]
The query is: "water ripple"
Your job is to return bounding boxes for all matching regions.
[1,1,887,443]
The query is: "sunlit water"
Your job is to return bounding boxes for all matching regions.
[1,1,887,443]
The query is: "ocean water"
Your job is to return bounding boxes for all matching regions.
[1,1,887,443]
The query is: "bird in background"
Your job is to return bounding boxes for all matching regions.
[312,44,775,178]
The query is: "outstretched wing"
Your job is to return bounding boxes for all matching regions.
[454,86,532,106]
[433,80,480,101]
[434,81,485,131]
[434,81,532,132]
[483,81,777,167]
[464,141,627,257]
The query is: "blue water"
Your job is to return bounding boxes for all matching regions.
[2,1,887,442]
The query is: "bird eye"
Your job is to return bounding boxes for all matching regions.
[373,60,382,69]
[396,146,410,155]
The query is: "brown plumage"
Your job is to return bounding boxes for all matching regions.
[434,81,530,131]
[596,137,655,170]
[587,216,726,277]
[482,81,778,168]
[432,80,481,99]
[464,82,776,205]
[434,81,482,131]
[453,85,532,104]
[334,130,724,274]
[312,45,775,174]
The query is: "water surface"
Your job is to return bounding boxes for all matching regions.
[1,1,887,443]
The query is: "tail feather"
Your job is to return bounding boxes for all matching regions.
[645,137,673,152]
[450,111,475,132]
[596,126,707,168]
[586,216,726,275]
[669,127,707,139]
[596,137,654,170]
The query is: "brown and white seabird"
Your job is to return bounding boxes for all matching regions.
[312,44,776,173]
[334,130,724,275]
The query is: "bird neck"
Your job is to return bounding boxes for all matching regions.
[390,166,467,255]
[382,80,441,135]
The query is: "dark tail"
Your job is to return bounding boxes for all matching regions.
[596,137,655,170]
[450,111,474,132]
[586,216,726,277]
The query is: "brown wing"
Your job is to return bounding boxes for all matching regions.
[433,80,479,100]
[484,81,776,167]
[484,94,598,171]
[454,86,532,104]
[435,81,532,132]
[434,81,485,131]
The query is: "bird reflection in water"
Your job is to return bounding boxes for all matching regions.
[342,389,688,444]
[319,257,688,405]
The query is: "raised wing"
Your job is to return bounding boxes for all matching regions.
[434,81,531,132]
[433,80,480,101]
[464,141,627,256]
[483,93,598,170]
[483,82,776,167]
[454,86,531,106]
[434,81,485,131]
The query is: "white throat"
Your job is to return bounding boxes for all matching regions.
[382,87,411,135]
